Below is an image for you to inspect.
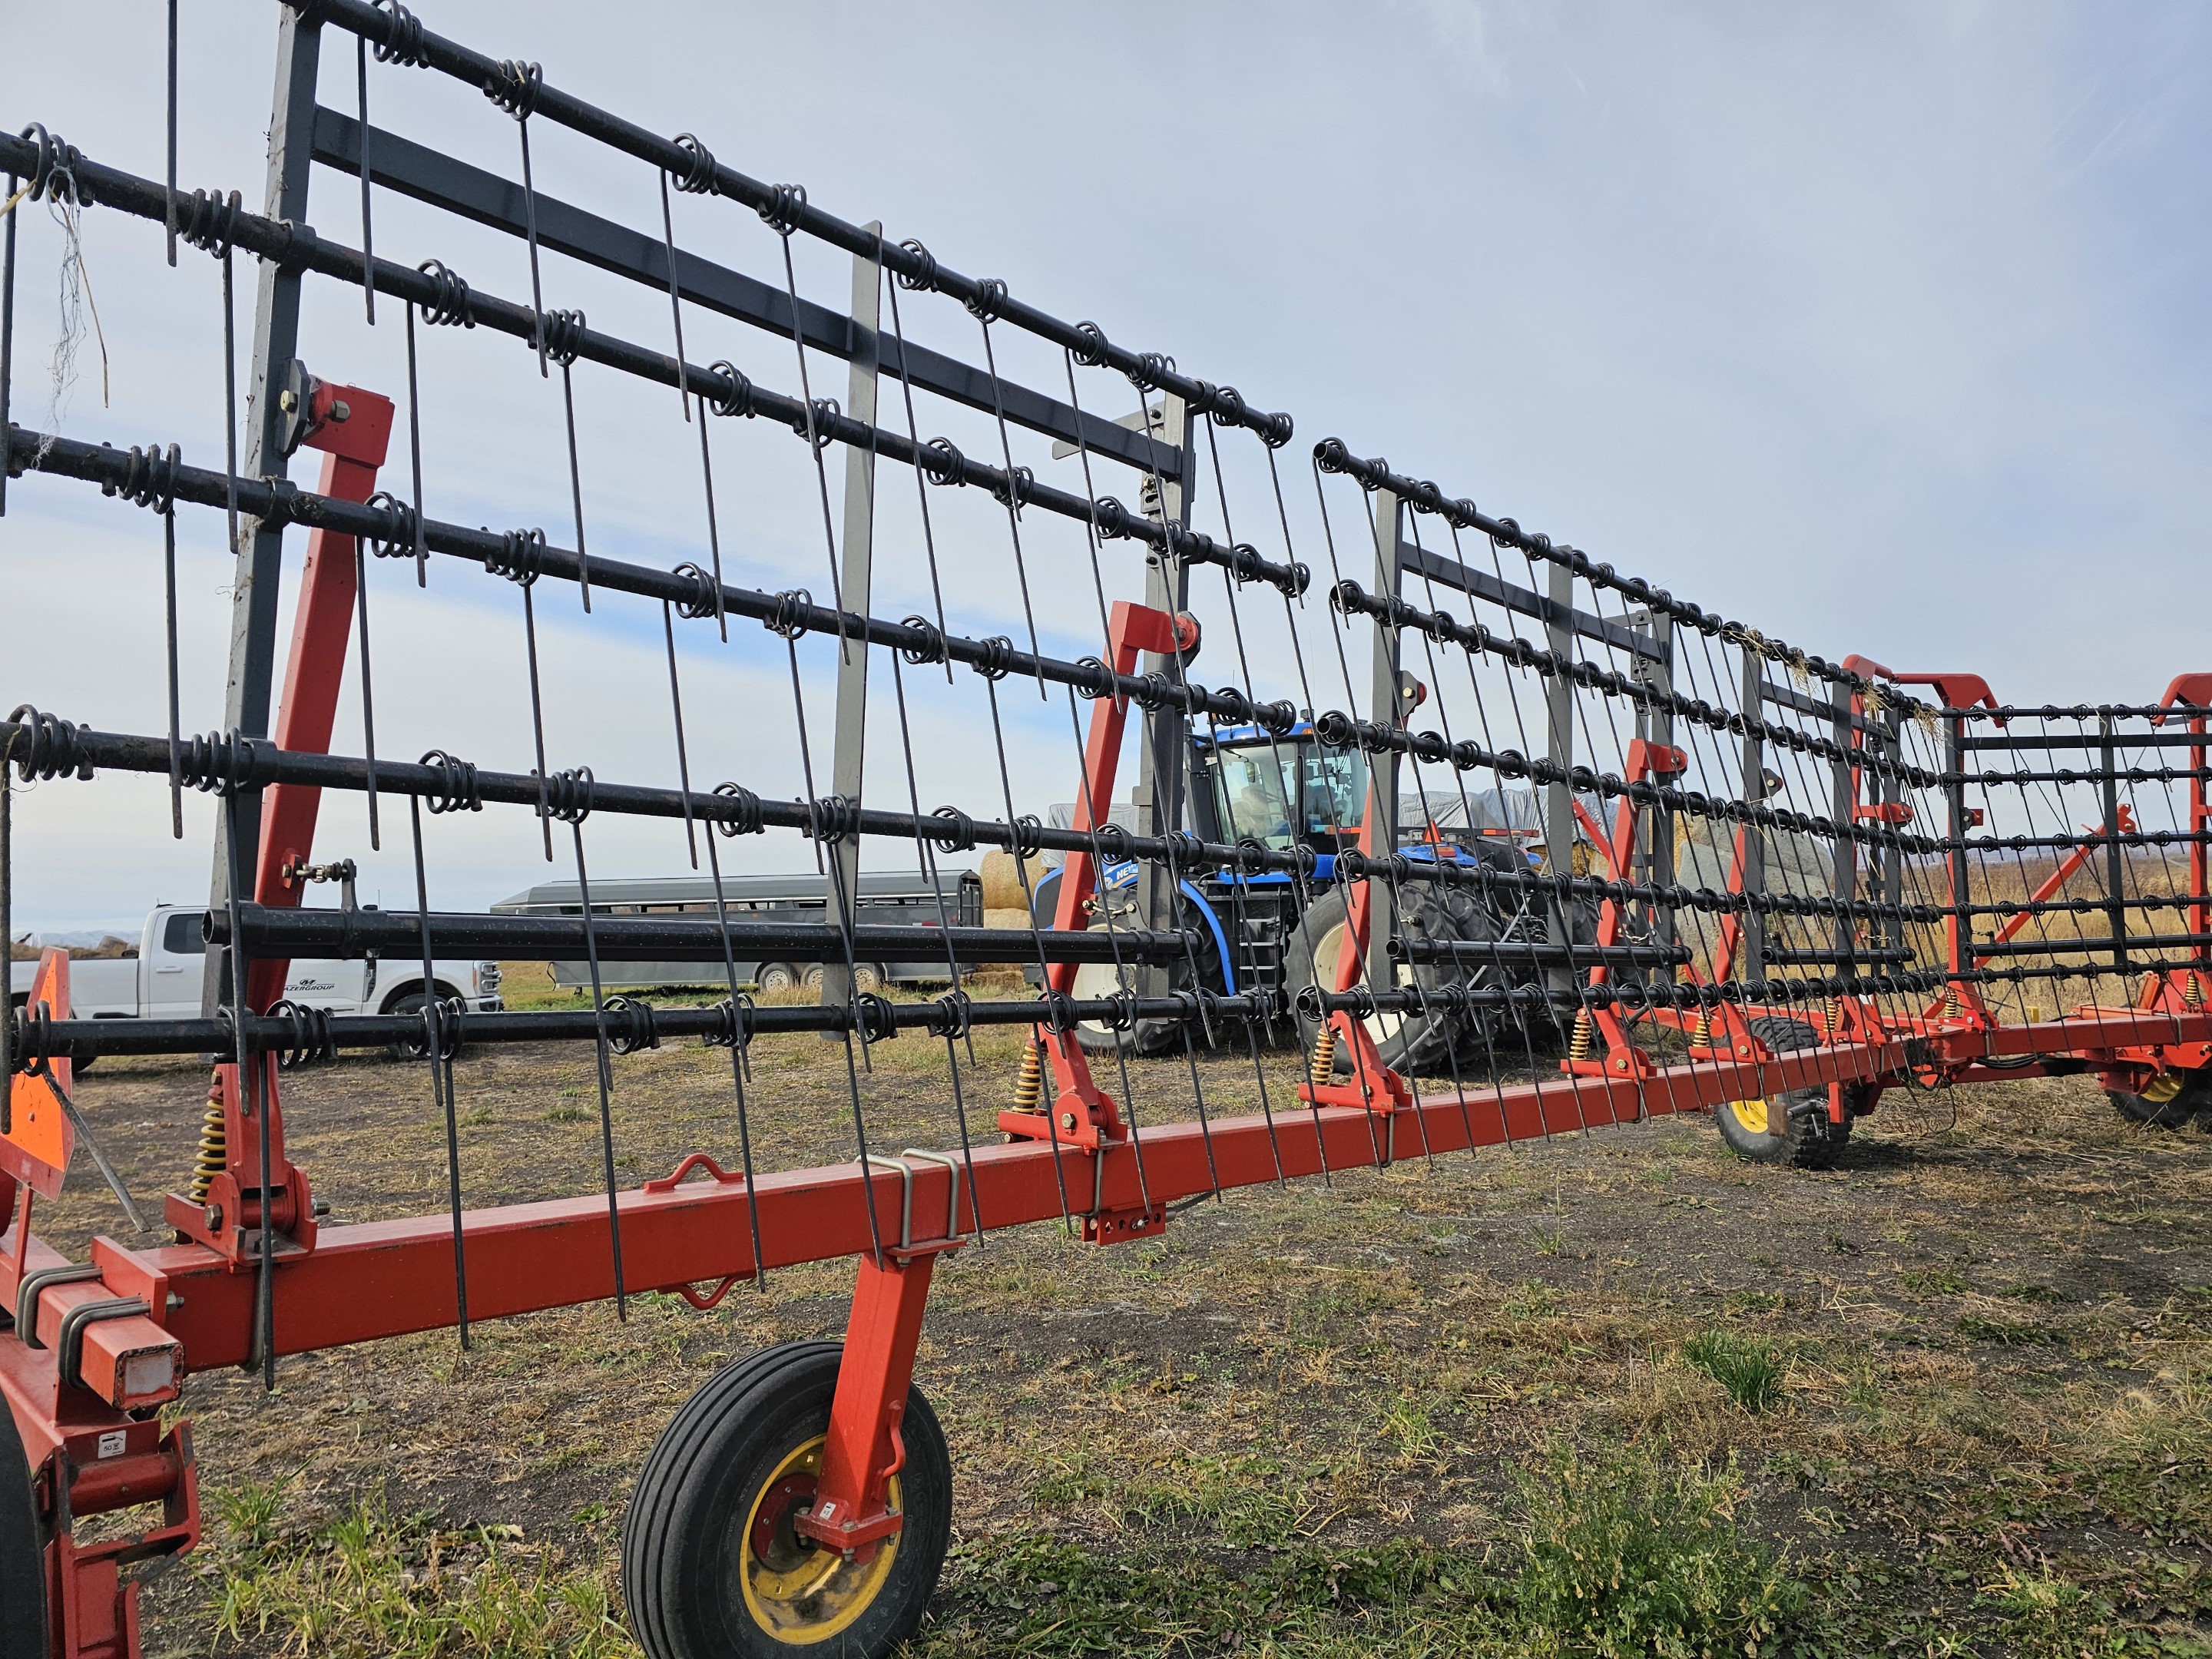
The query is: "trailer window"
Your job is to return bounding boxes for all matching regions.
[161,912,207,956]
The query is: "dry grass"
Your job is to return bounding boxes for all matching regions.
[27,982,2212,1654]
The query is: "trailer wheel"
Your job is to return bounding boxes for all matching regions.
[756,964,800,995]
[1714,1016,1852,1170]
[624,1341,951,1659]
[2108,1069,2210,1130]
[1284,884,1464,1075]
[802,964,884,994]
[0,1396,46,1659]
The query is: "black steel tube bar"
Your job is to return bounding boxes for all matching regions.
[307,107,1179,479]
[307,0,1295,448]
[1972,932,2212,960]
[211,903,1200,966]
[0,129,1302,597]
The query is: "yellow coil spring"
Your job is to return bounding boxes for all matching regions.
[1690,1011,1711,1048]
[188,1077,226,1204]
[1009,1039,1045,1114]
[2187,973,2204,1012]
[1824,996,1843,1039]
[1945,985,1963,1018]
[1568,1008,1594,1063]
[1309,1025,1338,1088]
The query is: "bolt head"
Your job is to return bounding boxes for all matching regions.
[277,390,297,412]
[330,399,351,422]
[203,1204,223,1230]
[1060,1111,1077,1131]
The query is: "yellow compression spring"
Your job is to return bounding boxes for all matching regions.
[1568,1008,1594,1062]
[1010,1039,1045,1114]
[1309,1024,1338,1089]
[189,1076,226,1204]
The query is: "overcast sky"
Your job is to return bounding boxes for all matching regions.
[4,2,2207,932]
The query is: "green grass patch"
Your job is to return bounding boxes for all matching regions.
[212,1491,633,1658]
[1955,1314,2065,1346]
[1682,1330,1786,1413]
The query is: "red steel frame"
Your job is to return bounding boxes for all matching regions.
[4,392,2210,1651]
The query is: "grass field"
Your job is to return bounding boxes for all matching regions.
[32,965,2212,1656]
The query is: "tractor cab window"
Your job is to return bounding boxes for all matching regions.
[1300,748,1366,843]
[1208,744,1298,849]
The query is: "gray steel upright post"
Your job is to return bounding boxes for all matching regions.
[1133,394,1196,986]
[820,225,882,1014]
[1366,489,1405,988]
[1737,647,1767,984]
[1830,680,1859,972]
[1632,610,1676,954]
[1544,561,1575,992]
[205,7,321,1018]
[1880,705,1904,952]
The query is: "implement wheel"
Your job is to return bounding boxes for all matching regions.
[2108,1069,2212,1130]
[1714,1016,1852,1171]
[0,1400,45,1658]
[624,1341,951,1658]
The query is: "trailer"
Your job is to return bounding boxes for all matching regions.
[492,869,983,993]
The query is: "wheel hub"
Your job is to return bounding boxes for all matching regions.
[739,1435,900,1644]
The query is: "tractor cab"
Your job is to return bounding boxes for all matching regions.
[1188,723,1369,856]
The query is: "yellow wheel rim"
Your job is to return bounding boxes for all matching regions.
[738,1435,900,1646]
[1727,1097,1771,1135]
[1311,919,1408,1045]
[2144,1072,2185,1105]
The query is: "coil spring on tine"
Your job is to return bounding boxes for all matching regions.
[1090,497,1131,540]
[6,707,92,783]
[894,238,938,293]
[177,187,242,257]
[1071,320,1111,366]
[1091,822,1131,865]
[897,616,947,667]
[1068,657,1116,700]
[419,748,482,814]
[484,58,542,120]
[5,1002,51,1075]
[369,0,429,66]
[991,465,1033,513]
[1257,698,1298,734]
[1129,672,1173,712]
[422,995,469,1061]
[13,124,81,206]
[757,182,807,237]
[415,259,474,327]
[965,277,1007,323]
[926,990,972,1041]
[99,442,184,512]
[543,766,594,823]
[1038,990,1078,1036]
[853,994,899,1045]
[668,132,717,194]
[601,996,661,1055]
[799,398,840,451]
[920,436,965,486]
[541,307,587,367]
[703,993,756,1050]
[174,730,266,797]
[927,805,975,853]
[671,562,720,621]
[806,795,858,846]
[1131,351,1174,392]
[364,491,418,560]
[1012,815,1045,860]
[484,527,547,588]
[705,361,754,419]
[767,589,813,641]
[970,637,1017,682]
[710,780,764,837]
[265,1000,336,1070]
[1101,991,1139,1033]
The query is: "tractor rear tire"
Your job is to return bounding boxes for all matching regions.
[2109,1069,2212,1130]
[0,1394,45,1659]
[1714,1016,1853,1170]
[1284,882,1465,1077]
[624,1341,952,1659]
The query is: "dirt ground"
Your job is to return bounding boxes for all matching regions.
[32,969,2212,1655]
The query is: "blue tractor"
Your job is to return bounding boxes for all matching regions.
[1028,722,1583,1071]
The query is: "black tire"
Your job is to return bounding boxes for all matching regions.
[1714,1016,1853,1170]
[800,965,886,995]
[2109,1069,2212,1130]
[0,1396,47,1658]
[624,1341,952,1659]
[1283,882,1466,1076]
[757,964,799,995]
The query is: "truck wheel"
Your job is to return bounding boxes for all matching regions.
[1715,1016,1852,1170]
[624,1342,950,1659]
[1283,883,1465,1076]
[2108,1069,2210,1129]
[757,964,799,995]
[0,1389,46,1659]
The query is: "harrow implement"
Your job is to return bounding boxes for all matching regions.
[0,7,2207,1655]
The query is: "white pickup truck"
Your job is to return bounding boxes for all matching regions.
[11,903,502,1060]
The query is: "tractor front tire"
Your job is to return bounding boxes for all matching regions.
[2108,1069,2212,1130]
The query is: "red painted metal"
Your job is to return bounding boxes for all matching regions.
[2,952,73,1197]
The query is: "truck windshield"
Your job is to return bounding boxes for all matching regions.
[1209,740,1369,851]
